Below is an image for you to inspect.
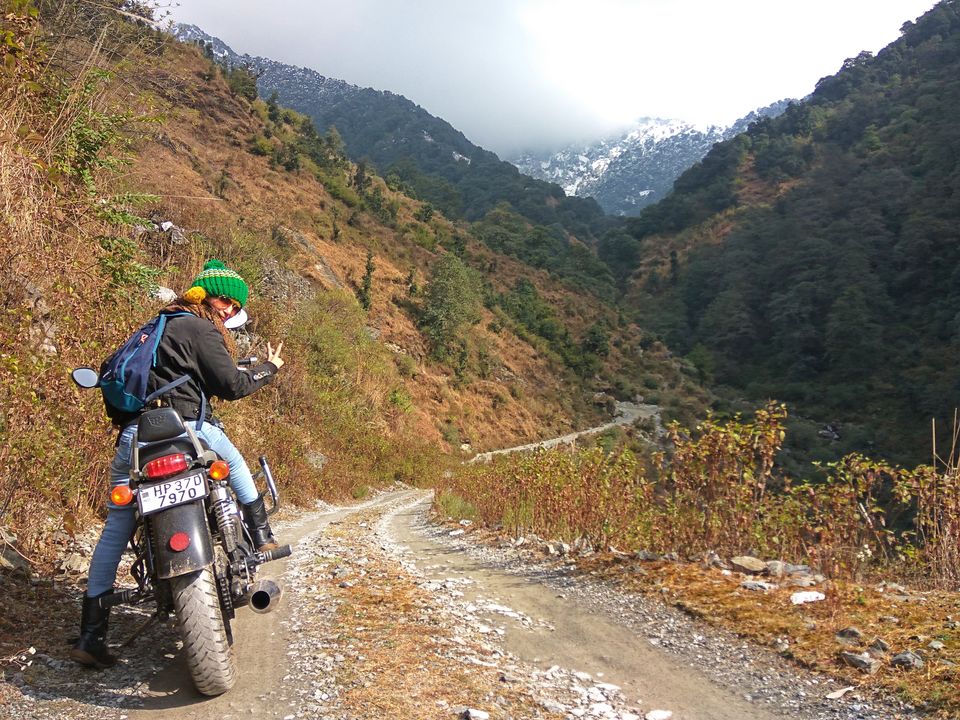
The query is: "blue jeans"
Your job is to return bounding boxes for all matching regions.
[86,421,258,597]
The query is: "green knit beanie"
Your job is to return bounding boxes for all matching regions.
[185,259,249,307]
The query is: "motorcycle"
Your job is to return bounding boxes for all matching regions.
[71,362,291,696]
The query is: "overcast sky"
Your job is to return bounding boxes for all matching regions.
[168,0,939,155]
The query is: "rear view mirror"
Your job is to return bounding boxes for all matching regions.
[71,366,100,389]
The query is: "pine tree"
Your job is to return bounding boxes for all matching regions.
[420,254,480,360]
[358,250,374,310]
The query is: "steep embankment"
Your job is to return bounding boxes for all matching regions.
[131,38,591,435]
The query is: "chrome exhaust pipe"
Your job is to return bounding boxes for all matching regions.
[246,579,283,614]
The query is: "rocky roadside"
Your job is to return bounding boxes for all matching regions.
[0,521,163,720]
[0,488,934,720]
[389,496,927,720]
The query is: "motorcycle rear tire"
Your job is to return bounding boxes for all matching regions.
[171,567,237,696]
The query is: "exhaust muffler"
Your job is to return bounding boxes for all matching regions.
[245,579,283,614]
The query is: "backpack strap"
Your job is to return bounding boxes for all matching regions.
[143,374,207,432]
[197,390,206,433]
[143,374,191,405]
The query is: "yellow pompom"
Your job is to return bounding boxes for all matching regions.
[183,286,207,304]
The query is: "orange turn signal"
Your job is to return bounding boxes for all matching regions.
[111,485,134,506]
[208,460,230,481]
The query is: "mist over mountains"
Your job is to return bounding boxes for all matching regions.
[176,23,789,225]
[510,101,793,217]
[175,23,608,240]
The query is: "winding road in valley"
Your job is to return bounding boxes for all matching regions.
[469,401,662,464]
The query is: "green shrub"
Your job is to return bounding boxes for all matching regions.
[388,387,413,412]
[406,223,436,251]
[97,235,159,293]
[439,420,460,446]
[436,489,477,521]
[319,171,360,207]
[419,254,481,360]
[596,426,625,454]
[248,134,273,156]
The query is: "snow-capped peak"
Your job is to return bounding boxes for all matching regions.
[510,103,791,216]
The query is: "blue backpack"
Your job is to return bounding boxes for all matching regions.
[99,312,193,413]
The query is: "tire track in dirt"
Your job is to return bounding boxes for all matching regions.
[380,492,775,720]
[123,490,416,720]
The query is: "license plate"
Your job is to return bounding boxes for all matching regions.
[138,473,208,515]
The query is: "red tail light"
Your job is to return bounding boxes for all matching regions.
[143,453,189,480]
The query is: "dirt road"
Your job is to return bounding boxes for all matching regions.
[123,497,388,719]
[469,402,661,464]
[1,489,905,720]
[384,495,775,720]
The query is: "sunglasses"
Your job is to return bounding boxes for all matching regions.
[213,296,241,317]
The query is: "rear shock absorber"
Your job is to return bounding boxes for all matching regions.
[209,483,240,553]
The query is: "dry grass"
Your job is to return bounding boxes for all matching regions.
[574,552,960,716]
[0,6,136,562]
[438,405,960,715]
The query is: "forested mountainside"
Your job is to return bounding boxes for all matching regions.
[511,101,791,217]
[618,0,960,466]
[174,26,611,233]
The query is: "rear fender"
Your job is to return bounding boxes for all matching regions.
[148,500,214,579]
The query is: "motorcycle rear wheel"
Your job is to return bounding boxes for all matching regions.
[171,567,237,696]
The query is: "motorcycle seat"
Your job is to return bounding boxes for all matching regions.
[138,407,186,442]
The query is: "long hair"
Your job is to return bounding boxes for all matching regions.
[160,296,237,356]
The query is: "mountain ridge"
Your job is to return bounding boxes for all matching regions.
[616,0,960,467]
[511,101,792,216]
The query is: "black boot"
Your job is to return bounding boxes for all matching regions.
[241,496,279,551]
[70,592,117,669]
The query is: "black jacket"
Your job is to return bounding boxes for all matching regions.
[104,312,279,427]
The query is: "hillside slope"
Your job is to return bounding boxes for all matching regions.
[0,4,573,556]
[618,0,960,466]
[1,2,709,559]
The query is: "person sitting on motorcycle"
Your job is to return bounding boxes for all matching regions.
[71,259,286,669]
